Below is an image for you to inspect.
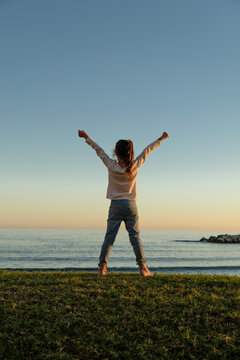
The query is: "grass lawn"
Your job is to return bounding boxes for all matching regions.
[0,270,240,359]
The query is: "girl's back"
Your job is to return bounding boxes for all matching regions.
[78,129,169,276]
[84,135,164,200]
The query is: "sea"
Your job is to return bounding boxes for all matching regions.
[0,229,240,276]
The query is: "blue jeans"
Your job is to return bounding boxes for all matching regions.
[99,199,146,266]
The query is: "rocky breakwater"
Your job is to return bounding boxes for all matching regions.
[200,234,240,243]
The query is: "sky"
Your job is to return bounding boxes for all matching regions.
[1,0,240,231]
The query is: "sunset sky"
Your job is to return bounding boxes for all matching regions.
[1,0,240,231]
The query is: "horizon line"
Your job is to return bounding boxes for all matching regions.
[0,226,239,233]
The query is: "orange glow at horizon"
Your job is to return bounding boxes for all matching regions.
[1,196,239,232]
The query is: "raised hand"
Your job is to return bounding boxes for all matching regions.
[159,131,169,141]
[78,130,88,139]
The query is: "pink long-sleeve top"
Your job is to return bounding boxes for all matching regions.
[85,136,161,200]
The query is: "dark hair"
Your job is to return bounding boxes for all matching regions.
[115,139,134,179]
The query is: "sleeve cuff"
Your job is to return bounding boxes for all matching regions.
[85,136,92,144]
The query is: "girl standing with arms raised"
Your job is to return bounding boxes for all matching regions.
[78,130,169,276]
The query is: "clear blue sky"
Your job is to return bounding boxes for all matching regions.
[1,0,240,230]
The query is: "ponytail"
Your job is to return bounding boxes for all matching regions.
[115,139,134,179]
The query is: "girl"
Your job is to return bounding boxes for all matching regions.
[78,130,169,276]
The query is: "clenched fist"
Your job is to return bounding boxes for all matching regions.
[78,130,88,139]
[159,132,169,141]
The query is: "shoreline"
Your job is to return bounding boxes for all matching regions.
[1,266,240,276]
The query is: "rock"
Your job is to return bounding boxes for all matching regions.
[216,237,225,243]
[200,237,208,242]
[199,234,240,243]
[209,236,216,242]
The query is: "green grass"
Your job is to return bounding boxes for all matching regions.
[0,271,240,360]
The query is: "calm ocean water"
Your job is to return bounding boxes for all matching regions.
[0,229,240,275]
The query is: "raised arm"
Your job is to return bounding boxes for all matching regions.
[134,131,169,168]
[78,130,114,169]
